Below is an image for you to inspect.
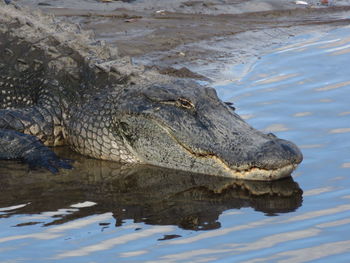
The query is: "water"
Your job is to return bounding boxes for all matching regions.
[1,26,350,262]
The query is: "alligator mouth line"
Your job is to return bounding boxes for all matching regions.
[153,119,297,181]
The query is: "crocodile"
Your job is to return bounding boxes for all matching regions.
[0,3,302,180]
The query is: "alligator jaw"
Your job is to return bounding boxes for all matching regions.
[149,119,300,181]
[223,164,297,181]
[173,144,298,181]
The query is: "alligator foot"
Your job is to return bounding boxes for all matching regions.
[0,129,72,173]
[23,148,73,174]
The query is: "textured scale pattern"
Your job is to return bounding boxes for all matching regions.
[68,92,138,163]
[0,70,40,109]
[0,4,139,168]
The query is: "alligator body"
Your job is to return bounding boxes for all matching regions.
[0,4,302,180]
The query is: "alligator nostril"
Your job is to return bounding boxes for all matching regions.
[267,132,277,139]
[281,143,296,155]
[256,139,303,169]
[278,140,303,165]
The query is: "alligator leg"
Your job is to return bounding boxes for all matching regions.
[0,129,71,173]
[0,108,72,173]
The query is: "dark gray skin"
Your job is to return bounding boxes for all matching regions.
[102,82,302,179]
[0,4,302,180]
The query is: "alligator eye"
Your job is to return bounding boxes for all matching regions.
[225,101,235,111]
[177,98,194,109]
[158,97,194,109]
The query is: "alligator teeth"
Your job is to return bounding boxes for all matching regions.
[4,48,13,55]
[17,58,27,64]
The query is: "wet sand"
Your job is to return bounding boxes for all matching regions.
[15,0,350,81]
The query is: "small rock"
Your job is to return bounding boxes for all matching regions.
[155,10,166,15]
[38,2,52,6]
[295,1,308,5]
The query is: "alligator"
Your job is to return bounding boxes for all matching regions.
[0,3,303,180]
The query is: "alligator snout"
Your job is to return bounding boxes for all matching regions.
[225,137,303,181]
[279,139,303,165]
[256,138,303,170]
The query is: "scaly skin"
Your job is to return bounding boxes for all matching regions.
[0,4,302,180]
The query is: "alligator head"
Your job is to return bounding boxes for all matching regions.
[106,80,303,181]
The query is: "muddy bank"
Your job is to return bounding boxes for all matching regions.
[14,0,350,81]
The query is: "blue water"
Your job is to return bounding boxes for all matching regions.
[1,26,350,262]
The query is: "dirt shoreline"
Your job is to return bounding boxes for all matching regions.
[15,0,350,82]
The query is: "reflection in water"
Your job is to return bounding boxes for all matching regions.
[329,127,350,134]
[254,73,299,85]
[293,111,312,117]
[263,123,289,133]
[342,163,350,168]
[0,148,302,231]
[315,80,350,91]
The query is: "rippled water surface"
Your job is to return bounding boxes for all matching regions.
[1,27,350,262]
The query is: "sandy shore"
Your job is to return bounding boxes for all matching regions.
[15,0,350,82]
